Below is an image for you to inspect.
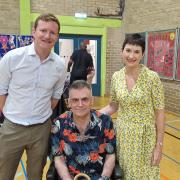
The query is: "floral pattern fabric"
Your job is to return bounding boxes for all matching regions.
[111,65,165,180]
[51,110,116,180]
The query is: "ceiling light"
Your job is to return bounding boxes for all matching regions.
[75,12,87,19]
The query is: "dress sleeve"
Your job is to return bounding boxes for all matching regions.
[110,72,119,103]
[151,73,165,110]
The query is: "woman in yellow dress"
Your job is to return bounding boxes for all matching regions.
[100,33,165,179]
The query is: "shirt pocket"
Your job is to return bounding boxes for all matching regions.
[11,69,34,89]
[38,73,60,90]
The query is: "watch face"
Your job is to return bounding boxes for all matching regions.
[101,175,110,180]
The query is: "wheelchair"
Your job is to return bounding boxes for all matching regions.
[46,159,123,180]
[48,82,123,180]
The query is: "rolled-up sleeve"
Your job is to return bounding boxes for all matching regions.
[110,72,119,104]
[0,54,11,95]
[52,64,67,100]
[151,72,165,110]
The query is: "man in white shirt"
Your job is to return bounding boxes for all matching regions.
[0,13,66,180]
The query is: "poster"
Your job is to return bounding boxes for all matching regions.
[0,35,16,58]
[147,31,176,79]
[176,32,180,80]
[17,35,33,47]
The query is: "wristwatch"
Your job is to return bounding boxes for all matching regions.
[101,175,110,180]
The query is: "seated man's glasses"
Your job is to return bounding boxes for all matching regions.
[69,97,90,104]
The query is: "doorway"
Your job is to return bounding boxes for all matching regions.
[55,34,101,96]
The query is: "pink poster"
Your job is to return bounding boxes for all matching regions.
[177,39,180,79]
[147,31,176,78]
[0,35,16,58]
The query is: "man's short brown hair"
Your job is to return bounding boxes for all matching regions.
[34,13,60,33]
[69,80,92,92]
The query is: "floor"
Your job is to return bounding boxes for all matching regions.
[14,96,180,180]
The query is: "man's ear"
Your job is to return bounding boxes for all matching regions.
[32,27,35,37]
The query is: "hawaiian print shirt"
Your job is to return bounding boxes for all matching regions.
[51,110,116,180]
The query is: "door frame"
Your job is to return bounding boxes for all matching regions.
[55,34,101,96]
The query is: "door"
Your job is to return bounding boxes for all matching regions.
[55,34,101,96]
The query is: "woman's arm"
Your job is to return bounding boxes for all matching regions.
[151,108,165,166]
[99,101,119,116]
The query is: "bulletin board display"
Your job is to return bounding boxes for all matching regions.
[147,30,176,79]
[17,35,33,47]
[0,35,16,58]
[176,30,180,80]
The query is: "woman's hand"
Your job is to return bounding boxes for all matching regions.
[151,143,163,166]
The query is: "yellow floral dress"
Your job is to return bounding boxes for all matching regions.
[111,65,164,180]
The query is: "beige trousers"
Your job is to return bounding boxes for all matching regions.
[0,118,51,180]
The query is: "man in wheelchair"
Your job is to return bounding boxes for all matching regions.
[50,80,116,180]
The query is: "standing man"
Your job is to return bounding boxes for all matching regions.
[51,80,116,180]
[67,42,95,84]
[0,13,66,180]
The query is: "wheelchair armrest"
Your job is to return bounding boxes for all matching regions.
[46,159,123,180]
[46,161,58,180]
[111,160,123,179]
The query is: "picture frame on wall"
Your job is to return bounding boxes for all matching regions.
[147,29,177,80]
[175,28,180,81]
[17,35,33,47]
[0,35,16,59]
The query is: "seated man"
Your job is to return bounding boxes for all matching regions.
[51,80,116,180]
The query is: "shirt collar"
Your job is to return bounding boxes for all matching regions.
[66,110,100,129]
[27,42,55,61]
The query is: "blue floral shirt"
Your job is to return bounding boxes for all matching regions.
[51,110,116,179]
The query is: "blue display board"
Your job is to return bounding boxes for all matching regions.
[0,35,16,58]
[17,35,33,47]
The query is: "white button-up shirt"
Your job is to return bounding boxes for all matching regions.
[0,43,66,125]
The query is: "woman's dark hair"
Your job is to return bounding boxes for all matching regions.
[122,33,145,53]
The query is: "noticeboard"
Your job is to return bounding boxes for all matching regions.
[147,30,176,79]
[17,35,33,47]
[176,30,180,80]
[0,35,16,58]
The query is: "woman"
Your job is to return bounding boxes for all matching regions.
[100,33,165,179]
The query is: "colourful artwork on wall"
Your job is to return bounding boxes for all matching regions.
[17,35,33,47]
[177,51,180,79]
[176,32,180,80]
[147,30,176,79]
[0,35,16,58]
